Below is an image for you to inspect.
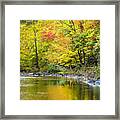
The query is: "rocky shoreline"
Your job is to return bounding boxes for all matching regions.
[20,72,100,87]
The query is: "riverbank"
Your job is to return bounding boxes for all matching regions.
[20,72,100,87]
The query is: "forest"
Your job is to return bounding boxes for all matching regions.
[20,20,100,80]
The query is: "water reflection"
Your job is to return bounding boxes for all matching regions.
[20,76,100,100]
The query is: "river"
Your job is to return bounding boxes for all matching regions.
[20,76,100,100]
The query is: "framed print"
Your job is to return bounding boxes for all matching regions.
[0,0,119,119]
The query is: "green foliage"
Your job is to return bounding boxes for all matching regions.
[47,64,60,74]
[20,20,100,78]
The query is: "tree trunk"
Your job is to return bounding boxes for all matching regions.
[34,30,39,70]
[94,57,98,66]
[79,21,84,33]
[83,49,86,65]
[78,50,82,65]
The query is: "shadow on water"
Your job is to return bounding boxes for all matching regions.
[20,76,100,100]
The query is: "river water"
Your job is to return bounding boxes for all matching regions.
[20,76,100,100]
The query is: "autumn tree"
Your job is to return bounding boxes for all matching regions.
[20,20,100,76]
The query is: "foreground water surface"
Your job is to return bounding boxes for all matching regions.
[20,76,100,100]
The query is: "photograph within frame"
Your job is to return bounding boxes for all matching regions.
[20,20,100,100]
